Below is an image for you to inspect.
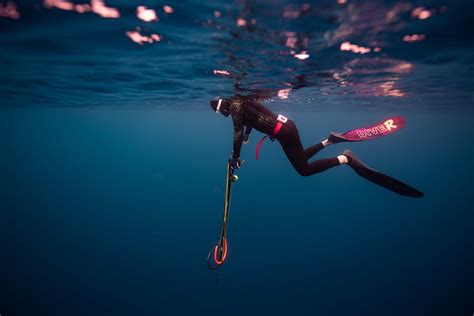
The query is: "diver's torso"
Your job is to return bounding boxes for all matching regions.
[242,101,278,134]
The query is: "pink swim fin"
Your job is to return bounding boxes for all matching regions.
[329,117,406,143]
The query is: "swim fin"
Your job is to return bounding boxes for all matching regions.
[342,150,424,198]
[329,117,405,143]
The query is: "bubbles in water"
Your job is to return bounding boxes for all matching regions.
[42,0,119,18]
[411,7,432,20]
[137,6,158,22]
[403,34,426,43]
[163,5,173,14]
[0,2,20,19]
[126,31,162,45]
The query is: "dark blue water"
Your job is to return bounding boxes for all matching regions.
[1,1,473,315]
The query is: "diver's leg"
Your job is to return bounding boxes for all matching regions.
[279,121,342,176]
[304,138,333,160]
[304,142,324,160]
[283,142,341,176]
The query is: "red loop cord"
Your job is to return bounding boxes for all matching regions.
[213,238,228,265]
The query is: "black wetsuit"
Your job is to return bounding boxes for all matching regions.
[230,99,340,176]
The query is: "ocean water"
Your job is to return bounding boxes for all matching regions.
[1,0,473,315]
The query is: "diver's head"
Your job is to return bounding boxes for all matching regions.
[210,98,231,117]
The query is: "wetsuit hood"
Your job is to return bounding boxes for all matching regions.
[210,98,231,117]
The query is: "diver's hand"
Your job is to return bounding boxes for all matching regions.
[230,157,244,170]
[243,134,250,144]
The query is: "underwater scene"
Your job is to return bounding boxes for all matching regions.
[1,0,473,315]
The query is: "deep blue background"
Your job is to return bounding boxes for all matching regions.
[2,105,473,315]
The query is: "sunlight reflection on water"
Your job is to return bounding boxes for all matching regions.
[0,0,471,106]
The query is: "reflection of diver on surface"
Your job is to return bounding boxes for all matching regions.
[210,96,423,197]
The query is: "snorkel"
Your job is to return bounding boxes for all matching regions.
[216,98,224,113]
[210,98,231,117]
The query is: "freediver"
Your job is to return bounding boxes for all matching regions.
[210,96,423,197]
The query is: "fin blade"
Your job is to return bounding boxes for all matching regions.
[335,117,406,142]
[354,166,424,197]
[344,149,423,198]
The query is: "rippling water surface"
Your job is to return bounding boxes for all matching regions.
[1,0,473,106]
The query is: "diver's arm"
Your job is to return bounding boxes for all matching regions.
[243,126,252,144]
[244,126,253,136]
[230,101,244,158]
